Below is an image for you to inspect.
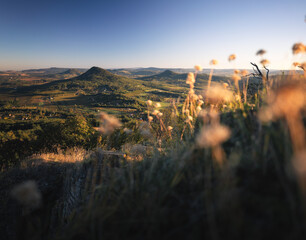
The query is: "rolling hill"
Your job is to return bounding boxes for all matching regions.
[138,69,230,90]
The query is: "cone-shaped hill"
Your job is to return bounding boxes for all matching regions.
[23,66,146,93]
[15,67,151,110]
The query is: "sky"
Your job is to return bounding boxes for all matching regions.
[0,0,305,70]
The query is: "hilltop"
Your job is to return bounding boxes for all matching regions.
[139,69,230,89]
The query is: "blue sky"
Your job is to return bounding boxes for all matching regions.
[0,0,305,70]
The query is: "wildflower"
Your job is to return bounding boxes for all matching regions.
[194,65,202,71]
[260,59,270,66]
[196,124,231,148]
[11,181,42,209]
[167,126,173,131]
[210,59,218,65]
[292,43,306,55]
[146,100,152,106]
[155,103,161,108]
[234,69,240,74]
[99,112,122,135]
[256,49,266,56]
[228,54,236,62]
[186,72,195,84]
[148,116,153,122]
[204,85,234,103]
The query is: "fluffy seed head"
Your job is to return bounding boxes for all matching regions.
[155,103,161,108]
[99,112,122,135]
[204,85,234,104]
[260,59,270,66]
[210,59,218,65]
[232,74,241,82]
[241,70,249,76]
[256,49,266,56]
[292,62,300,67]
[234,69,240,74]
[292,43,306,55]
[194,65,203,71]
[148,116,153,122]
[152,110,159,116]
[196,124,231,147]
[259,82,306,121]
[228,54,236,62]
[186,72,195,84]
[146,100,152,106]
[198,100,204,106]
[167,126,173,131]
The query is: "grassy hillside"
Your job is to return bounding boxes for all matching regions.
[0,69,305,240]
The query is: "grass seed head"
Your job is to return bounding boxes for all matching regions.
[256,49,266,56]
[194,65,202,71]
[292,43,306,55]
[241,70,249,76]
[210,59,218,65]
[99,112,122,135]
[186,72,195,84]
[259,81,306,121]
[204,85,234,104]
[228,54,236,62]
[260,59,270,66]
[196,124,231,148]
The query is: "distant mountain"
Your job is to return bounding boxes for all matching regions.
[22,67,87,75]
[60,69,83,75]
[138,69,230,89]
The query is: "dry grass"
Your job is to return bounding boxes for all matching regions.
[28,148,88,163]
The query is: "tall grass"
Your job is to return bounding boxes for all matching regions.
[3,43,306,240]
